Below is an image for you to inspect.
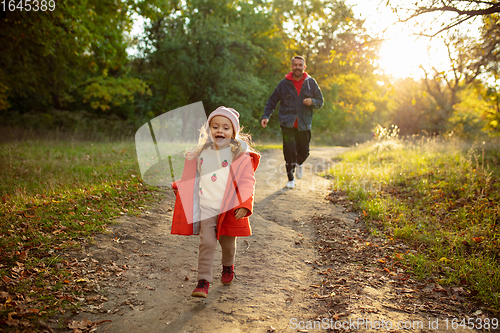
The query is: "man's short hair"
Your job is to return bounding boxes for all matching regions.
[291,55,306,65]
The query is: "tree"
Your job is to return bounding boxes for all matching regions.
[449,82,491,138]
[416,30,500,135]
[261,0,392,144]
[390,78,431,135]
[385,1,500,136]
[133,0,287,134]
[0,0,142,113]
[387,0,500,37]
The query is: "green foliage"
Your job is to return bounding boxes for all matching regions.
[132,0,286,135]
[484,86,500,134]
[480,13,500,80]
[1,0,499,141]
[82,73,151,111]
[449,84,490,138]
[262,0,391,145]
[389,74,498,138]
[0,0,142,112]
[326,136,500,309]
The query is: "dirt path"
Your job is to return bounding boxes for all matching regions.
[57,147,342,332]
[57,147,494,333]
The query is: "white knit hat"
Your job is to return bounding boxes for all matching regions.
[206,106,240,135]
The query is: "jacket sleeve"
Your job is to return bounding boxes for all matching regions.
[262,82,282,120]
[311,79,324,109]
[233,154,257,217]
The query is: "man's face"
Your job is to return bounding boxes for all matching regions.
[291,59,306,77]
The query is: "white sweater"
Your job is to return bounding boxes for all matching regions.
[198,146,233,210]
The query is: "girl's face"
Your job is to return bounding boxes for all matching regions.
[209,115,234,150]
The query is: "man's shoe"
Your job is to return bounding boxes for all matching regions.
[221,265,235,285]
[191,279,209,298]
[286,179,295,189]
[296,164,304,179]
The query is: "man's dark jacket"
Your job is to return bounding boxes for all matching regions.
[262,74,323,131]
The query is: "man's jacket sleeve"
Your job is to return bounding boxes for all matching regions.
[311,79,324,109]
[262,83,281,119]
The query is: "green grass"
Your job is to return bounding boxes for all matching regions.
[254,143,331,151]
[0,139,163,330]
[254,143,282,151]
[325,136,500,311]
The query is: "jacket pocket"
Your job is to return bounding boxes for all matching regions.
[281,93,294,114]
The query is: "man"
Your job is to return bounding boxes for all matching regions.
[261,55,324,189]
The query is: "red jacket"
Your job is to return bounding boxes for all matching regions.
[171,150,260,239]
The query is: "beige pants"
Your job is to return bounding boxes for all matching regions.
[198,206,237,282]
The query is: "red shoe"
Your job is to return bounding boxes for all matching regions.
[191,279,209,297]
[221,265,235,285]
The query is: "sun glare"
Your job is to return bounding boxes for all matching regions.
[346,0,454,79]
[377,34,445,79]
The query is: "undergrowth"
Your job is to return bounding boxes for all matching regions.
[325,132,500,311]
[0,140,163,330]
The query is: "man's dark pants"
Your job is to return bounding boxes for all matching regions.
[281,126,311,181]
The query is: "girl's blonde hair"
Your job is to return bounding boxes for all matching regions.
[185,120,258,161]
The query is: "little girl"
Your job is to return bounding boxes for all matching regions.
[171,106,260,298]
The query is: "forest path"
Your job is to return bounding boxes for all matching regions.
[61,148,481,333]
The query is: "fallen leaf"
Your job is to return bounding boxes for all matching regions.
[433,285,448,295]
[68,318,92,332]
[19,250,28,261]
[332,312,347,320]
[68,318,111,332]
[399,288,416,293]
[451,287,465,295]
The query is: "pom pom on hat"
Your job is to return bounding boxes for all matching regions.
[207,106,240,135]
